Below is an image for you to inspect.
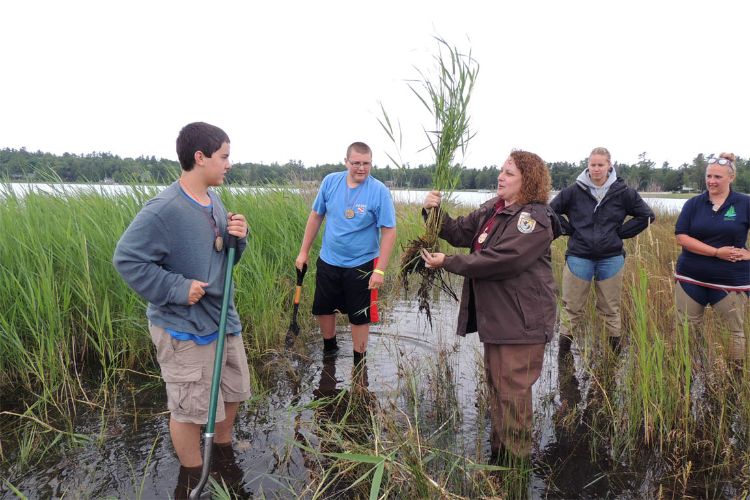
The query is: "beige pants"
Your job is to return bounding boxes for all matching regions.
[674,283,747,361]
[559,265,624,339]
[483,343,546,457]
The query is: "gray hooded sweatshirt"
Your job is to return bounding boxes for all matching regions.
[576,166,617,210]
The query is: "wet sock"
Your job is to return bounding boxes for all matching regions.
[323,337,338,353]
[174,465,203,500]
[353,350,366,365]
[211,442,244,490]
[212,441,235,463]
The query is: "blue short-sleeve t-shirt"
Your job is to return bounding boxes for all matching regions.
[675,190,750,286]
[312,172,396,268]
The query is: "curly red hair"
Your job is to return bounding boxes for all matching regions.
[509,150,551,205]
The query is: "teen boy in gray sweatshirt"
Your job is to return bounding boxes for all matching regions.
[113,122,250,490]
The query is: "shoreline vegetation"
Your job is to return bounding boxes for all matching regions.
[2,147,748,192]
[0,181,704,198]
[1,186,749,497]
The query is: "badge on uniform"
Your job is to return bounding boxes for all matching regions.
[517,212,536,233]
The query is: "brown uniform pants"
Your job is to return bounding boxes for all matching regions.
[483,342,546,457]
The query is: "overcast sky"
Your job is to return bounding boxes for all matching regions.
[1,1,748,170]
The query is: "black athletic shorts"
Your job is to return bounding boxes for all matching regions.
[312,257,375,325]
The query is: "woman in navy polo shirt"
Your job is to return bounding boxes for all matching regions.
[675,152,750,364]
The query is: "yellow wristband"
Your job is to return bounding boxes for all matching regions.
[373,269,385,276]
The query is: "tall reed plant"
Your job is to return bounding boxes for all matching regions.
[380,37,479,321]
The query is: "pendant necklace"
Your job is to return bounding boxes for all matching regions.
[180,180,224,252]
[477,201,506,244]
[344,176,366,219]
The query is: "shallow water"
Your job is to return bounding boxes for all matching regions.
[1,294,741,499]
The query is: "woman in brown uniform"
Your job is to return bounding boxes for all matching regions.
[421,150,558,462]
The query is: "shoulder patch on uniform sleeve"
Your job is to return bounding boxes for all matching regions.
[530,206,550,227]
[517,211,536,233]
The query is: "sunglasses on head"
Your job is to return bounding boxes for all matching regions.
[708,158,733,166]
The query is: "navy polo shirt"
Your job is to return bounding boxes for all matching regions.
[675,190,750,286]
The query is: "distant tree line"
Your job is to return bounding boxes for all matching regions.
[2,148,748,192]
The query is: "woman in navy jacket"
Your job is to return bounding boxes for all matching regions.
[675,152,750,364]
[550,147,654,354]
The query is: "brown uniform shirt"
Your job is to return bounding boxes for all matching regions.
[439,198,557,344]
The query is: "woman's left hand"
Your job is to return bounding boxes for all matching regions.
[733,248,750,261]
[420,248,445,268]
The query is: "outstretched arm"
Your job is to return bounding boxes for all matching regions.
[295,210,324,270]
[369,226,396,289]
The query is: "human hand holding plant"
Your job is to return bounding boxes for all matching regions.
[423,191,442,210]
[420,247,445,269]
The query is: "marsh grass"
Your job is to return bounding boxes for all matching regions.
[551,210,750,496]
[2,183,750,497]
[287,331,535,499]
[0,180,448,471]
[0,182,315,468]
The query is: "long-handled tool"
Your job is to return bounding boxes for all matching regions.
[189,235,239,500]
[285,264,308,346]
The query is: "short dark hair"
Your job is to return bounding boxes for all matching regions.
[176,122,230,171]
[346,142,372,159]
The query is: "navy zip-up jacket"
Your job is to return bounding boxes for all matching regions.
[550,178,655,259]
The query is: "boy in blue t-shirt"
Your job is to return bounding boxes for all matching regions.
[295,142,397,363]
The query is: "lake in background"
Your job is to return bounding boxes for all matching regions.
[1,182,688,212]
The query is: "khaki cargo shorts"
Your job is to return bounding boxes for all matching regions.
[149,324,252,424]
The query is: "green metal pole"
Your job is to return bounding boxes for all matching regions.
[189,234,238,499]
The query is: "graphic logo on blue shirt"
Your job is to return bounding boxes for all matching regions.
[725,205,736,221]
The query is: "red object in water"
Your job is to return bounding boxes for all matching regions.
[371,257,380,323]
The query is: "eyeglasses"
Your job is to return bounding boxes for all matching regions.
[347,160,372,168]
[708,158,733,166]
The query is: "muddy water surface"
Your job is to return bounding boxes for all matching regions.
[1,294,736,499]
